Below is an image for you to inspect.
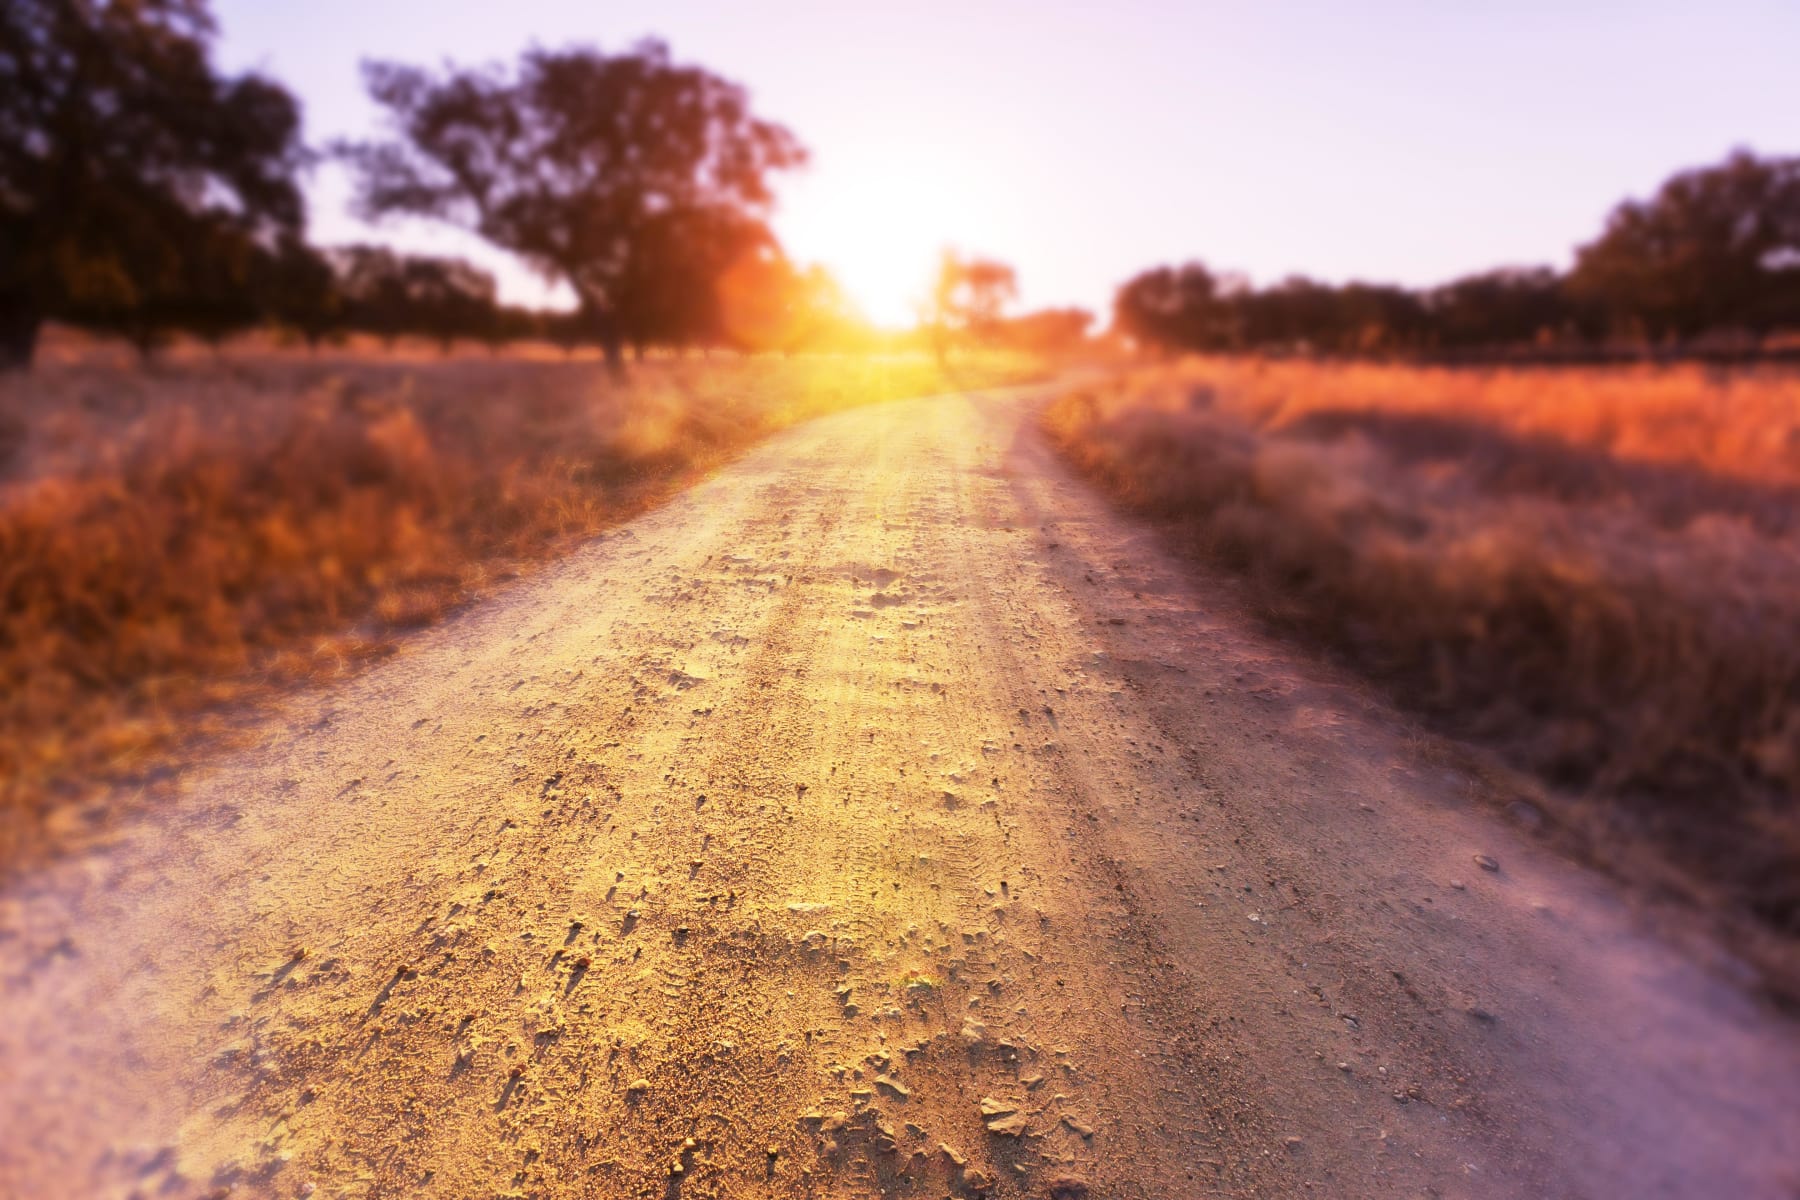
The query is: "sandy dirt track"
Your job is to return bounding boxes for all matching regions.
[3,388,1797,1200]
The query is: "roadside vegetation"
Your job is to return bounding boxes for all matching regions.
[0,343,1035,858]
[1043,357,1800,988]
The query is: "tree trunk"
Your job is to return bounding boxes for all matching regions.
[0,303,42,372]
[576,291,628,379]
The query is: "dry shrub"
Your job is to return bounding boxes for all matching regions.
[0,349,1031,854]
[1044,358,1800,963]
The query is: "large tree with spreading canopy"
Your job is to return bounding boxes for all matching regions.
[341,41,805,366]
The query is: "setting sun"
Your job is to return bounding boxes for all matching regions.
[776,144,1005,328]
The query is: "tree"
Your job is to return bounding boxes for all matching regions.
[327,245,500,349]
[1113,263,1233,351]
[255,235,342,349]
[1427,267,1576,349]
[612,205,773,353]
[0,0,306,367]
[707,245,868,354]
[1569,150,1800,342]
[341,41,805,368]
[396,255,499,351]
[928,251,1018,361]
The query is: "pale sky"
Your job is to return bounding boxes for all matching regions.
[215,0,1800,327]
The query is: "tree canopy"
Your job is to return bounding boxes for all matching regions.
[341,41,806,364]
[0,0,307,366]
[925,251,1019,361]
[1569,150,1800,341]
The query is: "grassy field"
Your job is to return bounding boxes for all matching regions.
[1044,357,1800,979]
[0,341,1034,857]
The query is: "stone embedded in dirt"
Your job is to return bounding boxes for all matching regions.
[1474,854,1501,872]
[964,1166,997,1192]
[1061,1114,1095,1138]
[626,1078,650,1097]
[875,1075,910,1100]
[940,1142,967,1167]
[1048,1176,1091,1199]
[960,1018,989,1045]
[986,1112,1028,1137]
[980,1098,1027,1136]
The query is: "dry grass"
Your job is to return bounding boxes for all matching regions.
[0,345,1034,854]
[1044,357,1800,971]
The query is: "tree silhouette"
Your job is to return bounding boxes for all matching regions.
[1570,150,1800,342]
[1427,267,1576,349]
[710,249,860,354]
[612,205,773,354]
[327,245,500,350]
[255,235,342,350]
[0,0,306,368]
[341,41,805,369]
[928,251,1018,361]
[1114,264,1233,351]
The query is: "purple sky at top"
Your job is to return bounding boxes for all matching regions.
[214,0,1800,326]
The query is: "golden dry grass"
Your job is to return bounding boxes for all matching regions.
[1044,357,1800,957]
[0,346,1035,855]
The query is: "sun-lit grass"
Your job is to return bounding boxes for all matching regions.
[0,343,1037,854]
[1043,356,1800,959]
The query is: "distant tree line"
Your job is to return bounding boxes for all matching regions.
[1116,151,1800,358]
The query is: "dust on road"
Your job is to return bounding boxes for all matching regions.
[3,390,1796,1199]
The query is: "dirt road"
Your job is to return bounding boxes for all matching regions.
[3,389,1797,1199]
